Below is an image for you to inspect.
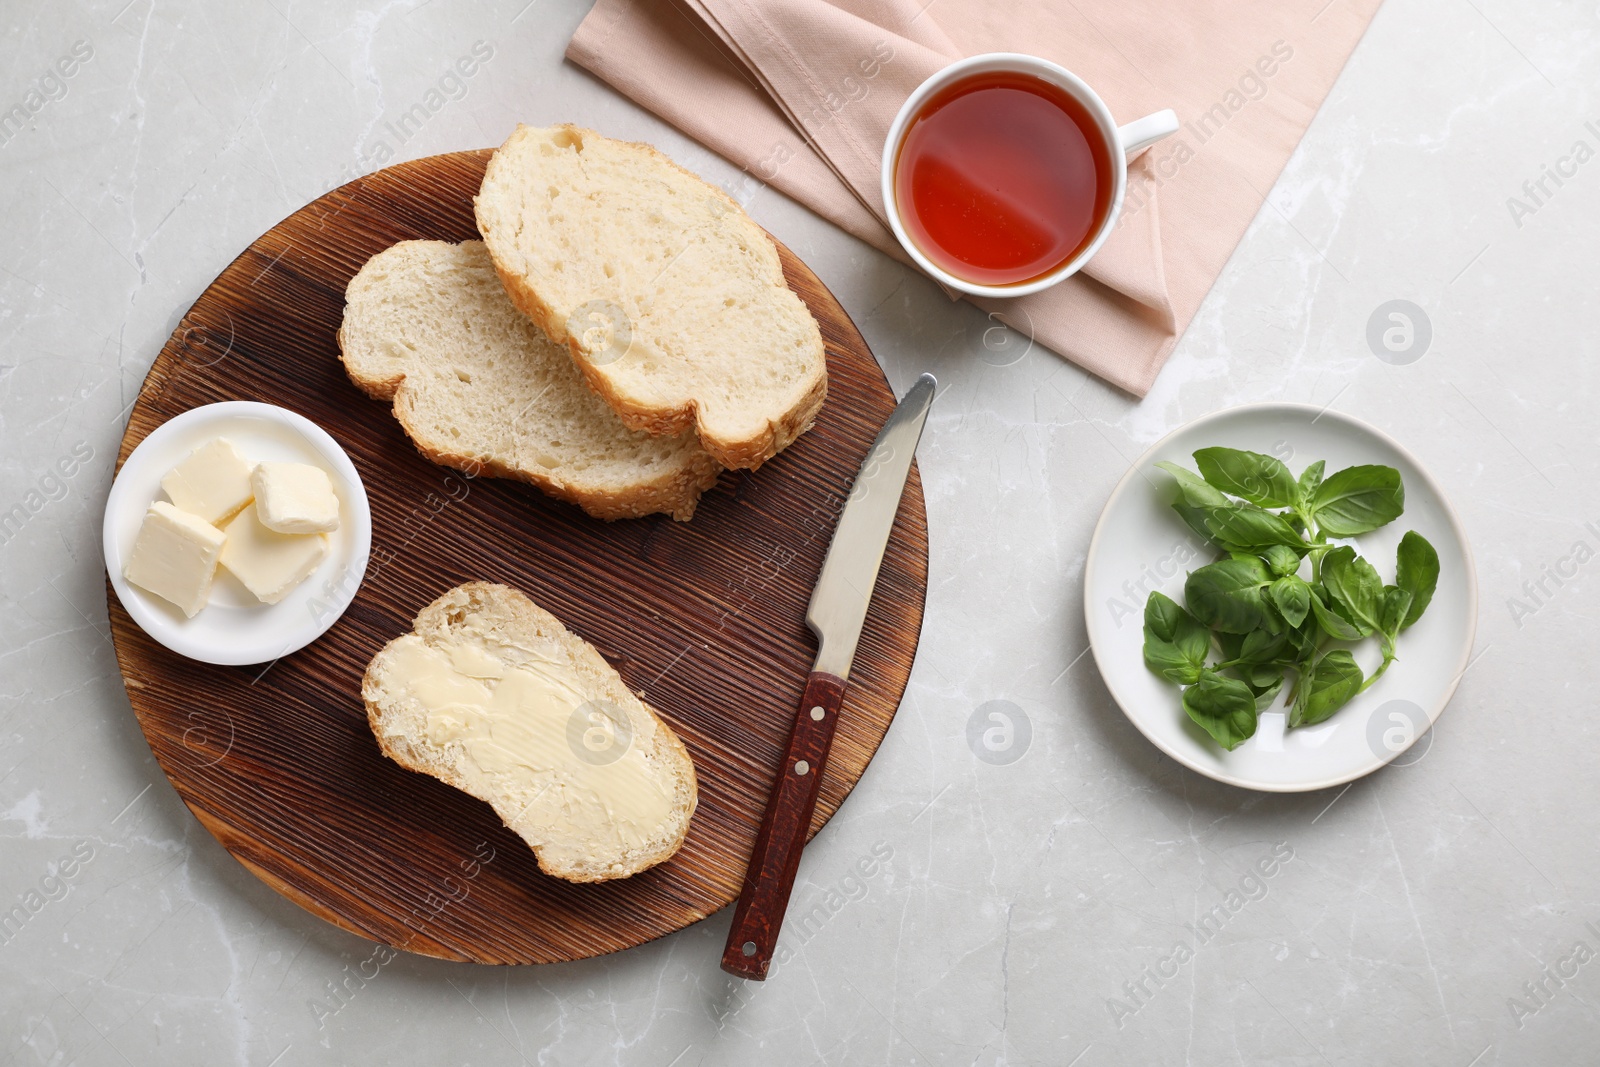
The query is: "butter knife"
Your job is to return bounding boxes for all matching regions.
[721,372,936,980]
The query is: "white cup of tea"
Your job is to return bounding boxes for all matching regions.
[881,53,1179,299]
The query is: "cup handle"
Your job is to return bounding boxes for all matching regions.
[1118,109,1179,157]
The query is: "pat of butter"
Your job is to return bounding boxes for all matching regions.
[161,437,255,524]
[124,501,226,618]
[219,503,328,604]
[252,462,340,534]
[382,637,673,854]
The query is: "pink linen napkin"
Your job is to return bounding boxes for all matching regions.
[568,0,1383,396]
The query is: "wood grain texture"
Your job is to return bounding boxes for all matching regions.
[722,670,848,980]
[106,149,928,965]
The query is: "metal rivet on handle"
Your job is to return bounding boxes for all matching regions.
[794,760,810,776]
[810,706,825,721]
[742,941,756,957]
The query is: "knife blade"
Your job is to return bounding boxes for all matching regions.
[807,372,937,680]
[721,372,936,980]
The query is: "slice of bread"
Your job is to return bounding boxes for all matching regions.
[363,582,698,883]
[474,124,828,470]
[338,240,720,521]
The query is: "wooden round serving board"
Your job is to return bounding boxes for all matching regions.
[107,150,928,965]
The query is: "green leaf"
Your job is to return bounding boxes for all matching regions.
[1309,592,1366,640]
[1170,501,1306,556]
[1263,544,1302,578]
[1312,465,1405,536]
[1193,447,1298,508]
[1184,557,1274,634]
[1378,586,1413,640]
[1394,530,1440,629]
[1156,461,1230,507]
[1248,663,1284,690]
[1269,575,1312,629]
[1236,627,1290,666]
[1321,546,1384,635]
[1145,645,1202,686]
[1289,620,1322,661]
[1142,592,1210,685]
[1144,590,1188,644]
[1296,460,1325,508]
[1198,506,1308,552]
[1290,650,1364,726]
[1171,501,1228,550]
[1251,676,1285,711]
[1182,670,1259,750]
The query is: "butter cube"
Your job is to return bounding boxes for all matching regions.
[252,462,340,534]
[220,503,329,604]
[124,501,226,618]
[161,437,254,524]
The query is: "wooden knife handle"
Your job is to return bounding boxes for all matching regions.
[721,670,848,980]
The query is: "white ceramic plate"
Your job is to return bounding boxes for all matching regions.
[104,402,371,666]
[1084,403,1477,792]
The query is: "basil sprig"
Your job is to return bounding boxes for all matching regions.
[1141,448,1440,750]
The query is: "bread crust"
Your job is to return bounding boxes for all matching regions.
[338,241,722,521]
[475,124,828,471]
[363,582,698,883]
[389,384,719,522]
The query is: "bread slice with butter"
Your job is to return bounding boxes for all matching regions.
[338,240,721,521]
[362,582,698,883]
[473,124,828,470]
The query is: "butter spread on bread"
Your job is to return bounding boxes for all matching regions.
[363,582,697,882]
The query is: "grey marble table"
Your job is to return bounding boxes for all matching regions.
[3,1,1596,1064]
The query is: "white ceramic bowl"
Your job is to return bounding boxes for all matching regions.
[103,402,371,666]
[1083,403,1478,792]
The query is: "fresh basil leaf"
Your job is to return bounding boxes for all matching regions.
[1296,460,1325,508]
[1321,546,1385,634]
[1394,530,1439,628]
[1378,586,1413,641]
[1165,593,1212,666]
[1171,501,1305,556]
[1193,447,1298,508]
[1142,631,1200,684]
[1199,505,1308,552]
[1248,663,1284,689]
[1237,627,1290,665]
[1249,673,1285,711]
[1258,595,1287,636]
[1156,461,1230,507]
[1289,620,1322,661]
[1142,592,1210,684]
[1309,592,1366,640]
[1181,670,1259,750]
[1144,590,1187,643]
[1288,630,1315,658]
[1263,544,1302,578]
[1291,650,1364,726]
[1215,631,1245,662]
[1145,646,1202,685]
[1268,575,1312,629]
[1312,465,1405,536]
[1184,557,1273,634]
[1172,502,1235,552]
